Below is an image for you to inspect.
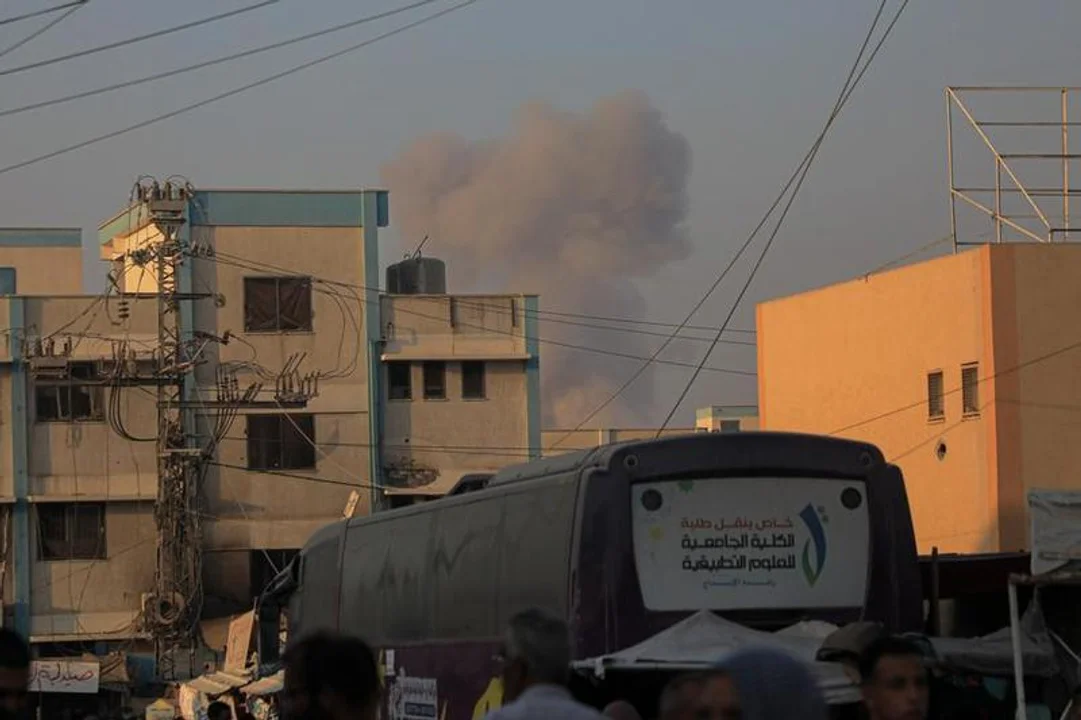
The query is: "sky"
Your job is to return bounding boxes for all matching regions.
[0,0,1079,427]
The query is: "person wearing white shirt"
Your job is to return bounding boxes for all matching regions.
[485,608,602,720]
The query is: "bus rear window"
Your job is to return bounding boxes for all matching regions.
[631,477,870,612]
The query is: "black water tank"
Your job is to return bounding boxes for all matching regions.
[386,256,447,294]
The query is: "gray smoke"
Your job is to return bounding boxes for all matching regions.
[381,91,692,427]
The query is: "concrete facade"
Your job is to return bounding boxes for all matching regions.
[0,188,539,646]
[380,294,538,499]
[757,243,1081,555]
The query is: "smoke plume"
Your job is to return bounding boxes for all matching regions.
[381,91,692,427]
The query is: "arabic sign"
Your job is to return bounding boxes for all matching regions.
[631,477,870,611]
[388,676,438,720]
[29,660,99,694]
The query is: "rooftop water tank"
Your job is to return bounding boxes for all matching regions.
[386,256,446,294]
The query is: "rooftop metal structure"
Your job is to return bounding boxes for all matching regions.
[946,86,1081,249]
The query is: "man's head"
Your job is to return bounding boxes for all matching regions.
[0,630,29,720]
[497,608,570,703]
[602,700,642,720]
[207,702,231,720]
[859,636,929,720]
[282,632,380,720]
[658,673,707,720]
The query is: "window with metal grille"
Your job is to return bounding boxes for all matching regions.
[243,276,313,332]
[423,361,446,400]
[461,361,486,400]
[388,362,412,400]
[247,414,316,470]
[38,503,106,560]
[34,362,103,422]
[927,371,945,420]
[962,363,980,416]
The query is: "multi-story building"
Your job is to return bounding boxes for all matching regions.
[379,288,539,504]
[757,243,1081,555]
[0,186,539,659]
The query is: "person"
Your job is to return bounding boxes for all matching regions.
[601,700,641,720]
[658,673,707,720]
[859,636,929,720]
[0,629,30,720]
[696,648,828,720]
[281,631,381,720]
[207,702,232,720]
[486,608,601,719]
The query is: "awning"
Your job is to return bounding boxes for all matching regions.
[184,671,250,696]
[240,671,283,696]
[570,611,860,706]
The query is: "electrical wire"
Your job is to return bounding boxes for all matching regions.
[655,0,912,434]
[210,460,371,490]
[0,1,85,61]
[0,0,279,79]
[0,0,445,120]
[0,0,481,177]
[201,249,756,377]
[0,0,86,28]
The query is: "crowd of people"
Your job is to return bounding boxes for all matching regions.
[0,610,1062,720]
[276,608,933,720]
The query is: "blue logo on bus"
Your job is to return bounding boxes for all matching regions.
[799,503,827,586]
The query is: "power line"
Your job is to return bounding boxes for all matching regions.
[545,4,896,448]
[0,0,481,177]
[0,0,446,120]
[0,0,85,28]
[203,249,757,377]
[0,1,85,61]
[655,0,912,434]
[210,460,372,490]
[0,0,278,79]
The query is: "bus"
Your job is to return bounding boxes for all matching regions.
[259,432,921,719]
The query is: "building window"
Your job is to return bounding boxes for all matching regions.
[962,363,980,416]
[927,371,945,420]
[34,362,102,422]
[423,361,446,400]
[388,362,412,400]
[243,277,313,332]
[247,414,316,471]
[38,503,106,561]
[718,419,741,433]
[461,361,486,399]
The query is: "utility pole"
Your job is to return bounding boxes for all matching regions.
[137,181,202,681]
[118,178,320,680]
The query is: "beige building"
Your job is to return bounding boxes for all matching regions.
[540,406,758,456]
[0,187,538,652]
[380,291,538,503]
[757,243,1081,555]
[695,405,759,433]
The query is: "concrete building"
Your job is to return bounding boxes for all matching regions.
[540,406,758,456]
[380,291,539,503]
[0,186,538,651]
[694,405,759,433]
[757,243,1081,555]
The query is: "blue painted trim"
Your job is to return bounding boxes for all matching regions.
[0,229,81,248]
[0,268,16,295]
[9,298,30,638]
[362,191,385,513]
[524,296,541,459]
[190,190,389,228]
